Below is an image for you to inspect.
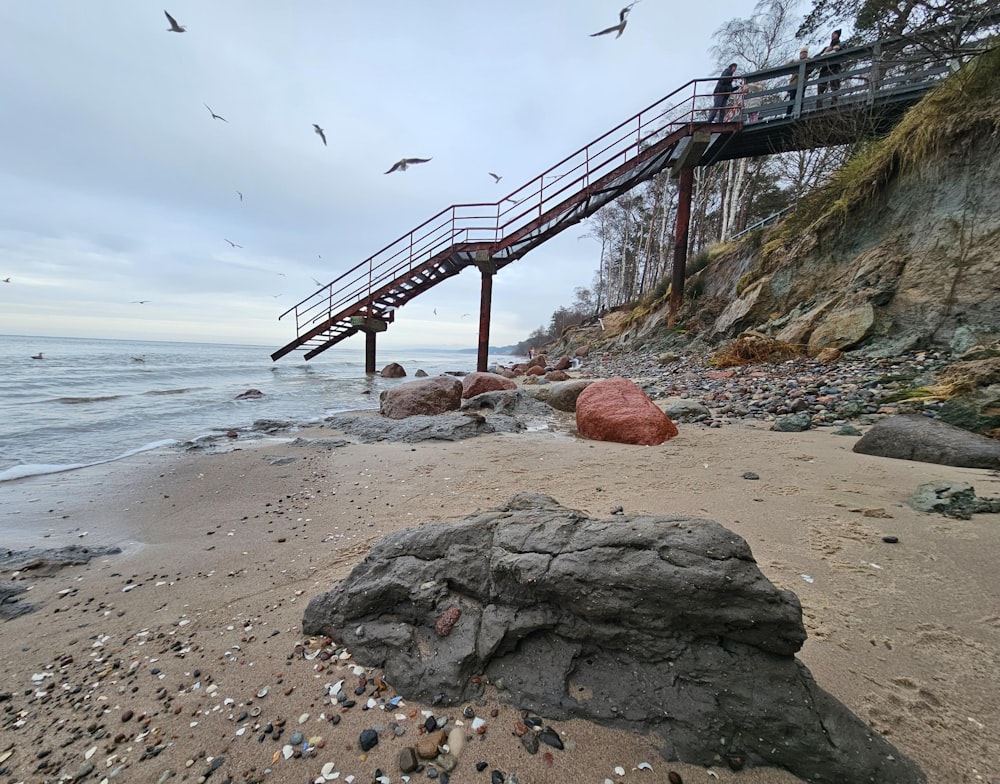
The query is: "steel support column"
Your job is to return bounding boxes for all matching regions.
[669,166,695,327]
[476,257,496,372]
[365,329,376,374]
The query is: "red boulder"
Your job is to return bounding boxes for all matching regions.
[462,371,517,399]
[576,377,678,445]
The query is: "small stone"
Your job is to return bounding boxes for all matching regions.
[426,767,438,779]
[290,732,304,746]
[437,752,458,772]
[725,752,746,771]
[668,772,683,784]
[121,709,134,722]
[446,727,465,757]
[359,729,379,752]
[882,535,899,544]
[417,730,445,759]
[475,761,489,772]
[398,747,418,774]
[742,471,759,480]
[520,733,538,755]
[491,771,505,784]
[537,726,563,750]
[463,706,475,719]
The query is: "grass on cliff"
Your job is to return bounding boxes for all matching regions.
[763,45,1000,256]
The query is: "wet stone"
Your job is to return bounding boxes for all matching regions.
[520,733,538,754]
[538,727,563,750]
[491,771,505,784]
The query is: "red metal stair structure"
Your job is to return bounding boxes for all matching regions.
[272,16,995,364]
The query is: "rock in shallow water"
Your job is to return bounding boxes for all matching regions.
[303,493,925,783]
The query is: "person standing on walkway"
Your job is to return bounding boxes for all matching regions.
[817,29,842,107]
[786,47,810,115]
[707,63,738,122]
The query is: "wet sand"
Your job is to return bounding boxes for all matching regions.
[1,417,998,783]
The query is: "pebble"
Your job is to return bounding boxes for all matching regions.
[882,535,900,544]
[290,732,304,746]
[537,727,563,750]
[359,728,379,752]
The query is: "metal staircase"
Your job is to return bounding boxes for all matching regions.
[272,15,997,362]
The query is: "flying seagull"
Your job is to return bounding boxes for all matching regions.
[488,172,502,183]
[224,239,243,248]
[311,277,323,287]
[164,10,186,33]
[130,300,151,304]
[1,277,10,283]
[590,2,638,38]
[204,104,228,123]
[313,124,327,146]
[236,190,243,202]
[385,157,432,174]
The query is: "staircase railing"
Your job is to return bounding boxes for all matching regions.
[278,78,717,337]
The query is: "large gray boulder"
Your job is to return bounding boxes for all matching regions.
[853,413,1000,468]
[303,494,924,783]
[324,411,522,443]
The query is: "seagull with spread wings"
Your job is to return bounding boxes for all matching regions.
[488,172,502,183]
[164,10,186,33]
[385,157,432,174]
[590,2,639,38]
[313,124,327,146]
[1,277,10,283]
[204,104,228,123]
[224,239,243,248]
[236,190,243,202]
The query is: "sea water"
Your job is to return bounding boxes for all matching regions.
[0,334,516,481]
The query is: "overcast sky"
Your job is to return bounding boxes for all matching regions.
[0,0,783,353]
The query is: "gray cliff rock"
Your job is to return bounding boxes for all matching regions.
[303,494,924,783]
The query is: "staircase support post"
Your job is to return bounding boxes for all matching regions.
[365,329,377,374]
[669,166,695,327]
[476,255,496,372]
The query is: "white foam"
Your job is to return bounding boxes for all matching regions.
[0,439,178,483]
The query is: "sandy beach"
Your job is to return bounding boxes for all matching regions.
[2,411,998,784]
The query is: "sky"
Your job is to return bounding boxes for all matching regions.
[0,0,779,354]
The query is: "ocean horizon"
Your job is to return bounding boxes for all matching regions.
[0,334,519,482]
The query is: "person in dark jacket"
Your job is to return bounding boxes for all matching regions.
[707,63,738,122]
[817,29,842,107]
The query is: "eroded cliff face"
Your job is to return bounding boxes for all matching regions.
[706,135,1000,356]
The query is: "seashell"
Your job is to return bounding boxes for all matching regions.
[614,766,626,776]
[637,762,653,771]
[85,746,97,760]
[257,686,269,698]
[249,706,262,717]
[707,771,720,779]
[321,762,336,777]
[282,744,294,760]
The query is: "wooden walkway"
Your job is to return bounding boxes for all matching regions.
[272,15,998,363]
